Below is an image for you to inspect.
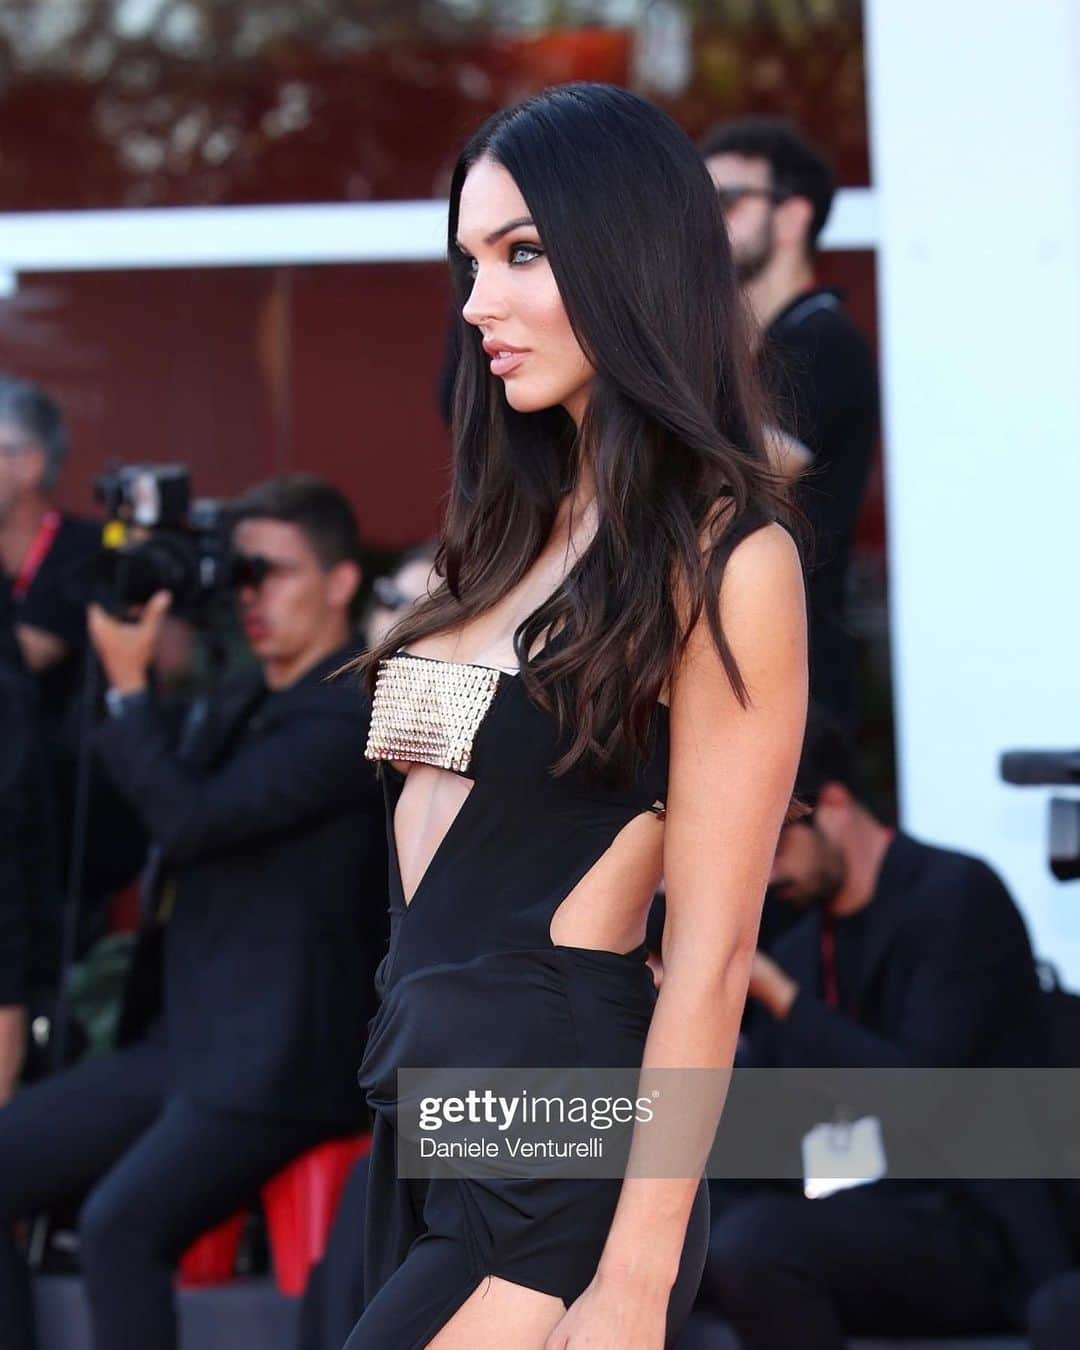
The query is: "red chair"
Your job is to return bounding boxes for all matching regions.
[261,1134,373,1296]
[178,1210,246,1286]
[176,1132,371,1294]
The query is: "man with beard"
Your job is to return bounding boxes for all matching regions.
[701,120,878,732]
[696,706,1070,1349]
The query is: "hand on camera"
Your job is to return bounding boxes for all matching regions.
[87,589,172,694]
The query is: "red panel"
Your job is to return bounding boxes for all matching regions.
[0,262,452,547]
[0,268,281,516]
[287,264,452,548]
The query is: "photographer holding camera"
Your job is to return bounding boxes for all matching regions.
[0,473,388,1350]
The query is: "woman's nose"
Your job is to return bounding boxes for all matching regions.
[461,267,507,327]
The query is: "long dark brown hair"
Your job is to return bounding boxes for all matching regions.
[359,83,803,783]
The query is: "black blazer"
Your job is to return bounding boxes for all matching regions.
[745,830,1072,1320]
[0,666,60,1007]
[0,671,33,1006]
[95,644,388,1127]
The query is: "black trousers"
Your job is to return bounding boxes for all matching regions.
[1029,1270,1080,1350]
[0,1029,333,1350]
[698,1180,1010,1350]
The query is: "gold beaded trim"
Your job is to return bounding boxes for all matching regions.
[364,654,503,774]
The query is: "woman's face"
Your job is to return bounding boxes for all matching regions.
[457,156,594,423]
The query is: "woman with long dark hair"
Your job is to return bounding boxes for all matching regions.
[347,83,808,1349]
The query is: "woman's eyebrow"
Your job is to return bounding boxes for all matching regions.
[455,216,536,251]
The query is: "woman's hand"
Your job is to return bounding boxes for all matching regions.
[544,1264,669,1349]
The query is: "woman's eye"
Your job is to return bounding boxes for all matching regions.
[461,244,540,278]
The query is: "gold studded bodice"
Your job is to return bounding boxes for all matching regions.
[361,642,670,995]
[364,652,504,775]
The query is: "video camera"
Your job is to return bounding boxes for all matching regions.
[94,464,245,621]
[1000,749,1080,881]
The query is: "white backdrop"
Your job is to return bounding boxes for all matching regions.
[865,0,1080,985]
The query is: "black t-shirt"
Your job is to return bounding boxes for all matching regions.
[6,513,102,730]
[0,573,25,678]
[759,288,879,618]
[831,904,873,1021]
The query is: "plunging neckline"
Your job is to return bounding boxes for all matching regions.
[382,645,670,911]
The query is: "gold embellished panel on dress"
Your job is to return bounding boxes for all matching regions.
[364,654,503,774]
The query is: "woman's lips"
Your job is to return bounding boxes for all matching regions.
[489,350,527,377]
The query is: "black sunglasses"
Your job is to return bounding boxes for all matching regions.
[715,185,790,212]
[229,553,303,590]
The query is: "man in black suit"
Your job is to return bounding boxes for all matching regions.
[698,706,1070,1349]
[0,474,388,1350]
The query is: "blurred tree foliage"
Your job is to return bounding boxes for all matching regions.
[0,0,865,210]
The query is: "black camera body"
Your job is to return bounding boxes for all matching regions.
[94,465,233,618]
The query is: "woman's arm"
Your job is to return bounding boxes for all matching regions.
[598,520,808,1292]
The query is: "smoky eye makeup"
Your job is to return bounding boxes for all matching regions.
[508,241,544,265]
[453,238,543,275]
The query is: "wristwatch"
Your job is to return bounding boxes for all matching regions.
[105,687,149,719]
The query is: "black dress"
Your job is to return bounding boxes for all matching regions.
[347,640,710,1348]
